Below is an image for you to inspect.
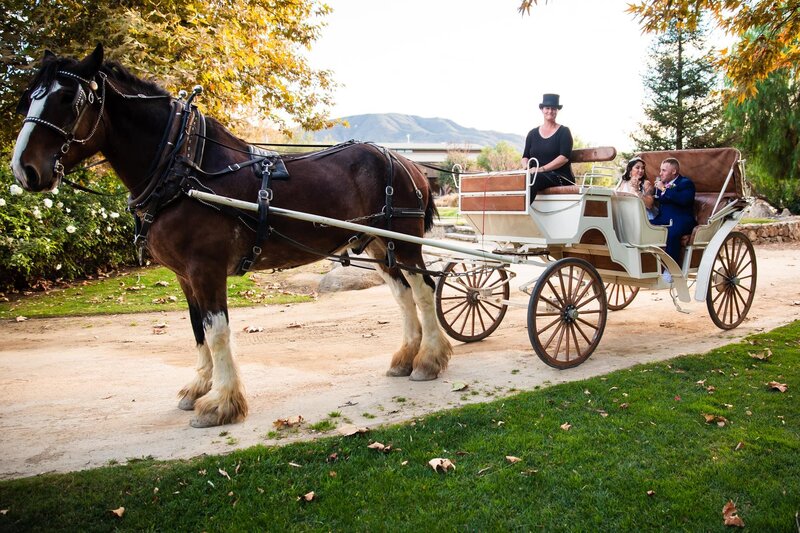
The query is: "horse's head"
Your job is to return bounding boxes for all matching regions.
[11,44,106,192]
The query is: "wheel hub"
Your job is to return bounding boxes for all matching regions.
[563,304,579,322]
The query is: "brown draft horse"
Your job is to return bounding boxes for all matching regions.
[11,45,452,427]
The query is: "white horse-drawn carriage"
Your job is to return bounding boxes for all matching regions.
[434,146,755,368]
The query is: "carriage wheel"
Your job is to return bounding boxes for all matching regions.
[435,262,510,342]
[528,258,607,369]
[706,231,757,330]
[604,282,639,311]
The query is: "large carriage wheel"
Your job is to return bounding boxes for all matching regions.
[435,262,510,342]
[706,231,757,330]
[604,282,639,311]
[528,258,607,369]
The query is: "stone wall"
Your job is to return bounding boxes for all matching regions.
[738,217,800,244]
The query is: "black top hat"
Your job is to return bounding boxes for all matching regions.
[539,93,563,109]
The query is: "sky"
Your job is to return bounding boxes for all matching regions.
[305,0,659,151]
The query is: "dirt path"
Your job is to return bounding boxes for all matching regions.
[1,243,798,479]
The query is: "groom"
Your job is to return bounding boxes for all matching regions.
[650,157,697,272]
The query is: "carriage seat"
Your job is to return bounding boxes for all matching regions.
[539,185,581,195]
[680,193,739,246]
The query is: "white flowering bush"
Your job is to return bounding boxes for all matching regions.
[0,163,136,291]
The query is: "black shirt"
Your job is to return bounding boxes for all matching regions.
[522,125,575,180]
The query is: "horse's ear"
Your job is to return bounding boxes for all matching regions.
[79,43,104,74]
[41,50,56,64]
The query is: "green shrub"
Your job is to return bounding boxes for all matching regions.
[0,163,136,292]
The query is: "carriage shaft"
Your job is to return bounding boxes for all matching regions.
[187,190,519,264]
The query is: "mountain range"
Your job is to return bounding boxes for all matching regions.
[311,113,525,148]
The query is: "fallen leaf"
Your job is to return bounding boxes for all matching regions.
[619,403,629,409]
[646,490,656,497]
[560,422,572,431]
[368,441,386,451]
[451,381,468,392]
[428,458,456,473]
[154,280,170,287]
[243,325,263,333]
[477,466,492,475]
[288,462,302,468]
[401,460,409,466]
[597,409,609,418]
[338,425,370,436]
[361,332,376,338]
[767,381,788,392]
[327,453,338,462]
[15,316,27,322]
[749,348,772,360]
[110,507,125,518]
[287,322,303,328]
[722,500,745,527]
[218,468,231,480]
[505,456,522,463]
[674,395,682,402]
[377,320,390,324]
[273,415,304,428]
[0,509,7,515]
[702,414,729,427]
[734,441,745,451]
[298,491,316,502]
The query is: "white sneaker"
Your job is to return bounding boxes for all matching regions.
[661,271,673,284]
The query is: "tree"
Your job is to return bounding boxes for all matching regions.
[0,0,336,148]
[518,0,800,102]
[631,19,732,151]
[726,67,800,212]
[476,141,522,172]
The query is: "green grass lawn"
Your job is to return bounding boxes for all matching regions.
[1,321,798,531]
[0,266,313,319]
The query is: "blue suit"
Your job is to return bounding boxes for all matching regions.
[651,175,697,264]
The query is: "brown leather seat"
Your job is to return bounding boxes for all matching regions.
[539,185,581,195]
[680,193,738,246]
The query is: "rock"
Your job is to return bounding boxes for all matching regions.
[744,199,778,219]
[318,258,384,293]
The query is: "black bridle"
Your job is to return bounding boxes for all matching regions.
[21,71,108,183]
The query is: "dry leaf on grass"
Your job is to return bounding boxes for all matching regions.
[749,348,772,360]
[703,414,729,427]
[367,441,394,453]
[734,441,745,451]
[560,422,572,431]
[110,507,125,518]
[428,458,456,473]
[218,468,231,480]
[15,316,27,322]
[505,456,521,464]
[646,490,656,497]
[722,500,745,527]
[273,415,304,428]
[298,491,316,502]
[338,425,370,436]
[288,462,302,468]
[619,403,629,409]
[767,381,788,392]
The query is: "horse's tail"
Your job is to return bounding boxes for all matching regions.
[424,188,439,234]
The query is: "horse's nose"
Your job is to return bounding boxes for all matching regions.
[22,164,43,192]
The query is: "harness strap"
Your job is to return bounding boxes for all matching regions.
[235,158,274,275]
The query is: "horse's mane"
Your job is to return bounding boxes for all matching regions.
[24,54,169,98]
[101,61,170,97]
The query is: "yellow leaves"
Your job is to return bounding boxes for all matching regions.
[560,422,572,431]
[722,500,745,527]
[505,456,522,464]
[110,506,125,518]
[428,458,456,473]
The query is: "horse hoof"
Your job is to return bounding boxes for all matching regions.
[409,368,438,381]
[386,365,412,377]
[177,396,195,411]
[190,412,221,428]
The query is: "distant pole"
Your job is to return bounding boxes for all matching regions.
[406,134,410,143]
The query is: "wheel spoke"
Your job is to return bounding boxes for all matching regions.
[546,279,566,307]
[443,280,469,295]
[442,299,469,316]
[573,319,593,344]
